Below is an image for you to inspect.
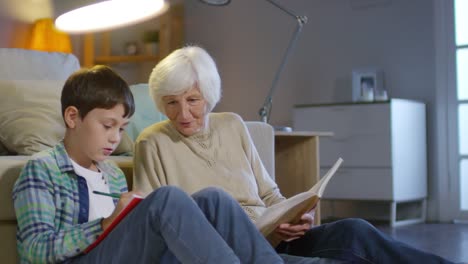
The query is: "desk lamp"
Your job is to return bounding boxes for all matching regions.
[199,0,307,129]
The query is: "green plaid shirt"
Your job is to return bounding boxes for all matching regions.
[13,142,128,263]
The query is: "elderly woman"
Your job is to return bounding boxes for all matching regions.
[134,46,454,264]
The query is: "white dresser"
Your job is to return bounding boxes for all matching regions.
[293,99,427,226]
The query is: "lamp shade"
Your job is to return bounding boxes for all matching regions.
[29,18,72,53]
[55,0,168,34]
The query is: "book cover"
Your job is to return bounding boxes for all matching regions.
[255,158,343,247]
[84,194,144,253]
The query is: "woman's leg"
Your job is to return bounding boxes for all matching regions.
[71,186,241,264]
[276,218,454,264]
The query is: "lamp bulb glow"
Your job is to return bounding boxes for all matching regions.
[55,0,168,33]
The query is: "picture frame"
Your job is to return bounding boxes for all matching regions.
[352,68,384,102]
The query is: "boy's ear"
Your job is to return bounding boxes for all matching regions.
[64,106,80,128]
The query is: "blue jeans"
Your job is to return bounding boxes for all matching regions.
[70,186,321,264]
[276,218,454,264]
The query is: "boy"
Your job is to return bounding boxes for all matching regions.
[12,65,292,263]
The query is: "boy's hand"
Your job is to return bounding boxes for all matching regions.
[275,208,316,242]
[101,191,141,230]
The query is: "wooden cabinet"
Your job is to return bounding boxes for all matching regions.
[274,131,333,225]
[81,4,184,68]
[293,99,428,226]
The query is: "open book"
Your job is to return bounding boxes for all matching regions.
[255,158,343,247]
[84,194,144,253]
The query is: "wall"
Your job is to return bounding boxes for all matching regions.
[185,0,443,221]
[0,0,55,48]
[0,16,28,48]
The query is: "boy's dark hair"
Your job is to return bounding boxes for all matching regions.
[61,65,135,120]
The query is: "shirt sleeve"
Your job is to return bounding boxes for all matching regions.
[235,115,286,207]
[13,158,103,263]
[133,136,164,194]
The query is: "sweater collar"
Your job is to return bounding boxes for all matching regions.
[169,114,212,142]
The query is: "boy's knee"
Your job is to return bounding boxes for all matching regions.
[192,187,238,208]
[148,186,189,203]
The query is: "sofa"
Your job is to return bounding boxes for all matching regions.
[0,48,275,263]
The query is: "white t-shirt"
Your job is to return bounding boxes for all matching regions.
[71,159,115,221]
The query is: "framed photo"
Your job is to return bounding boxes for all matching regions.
[352,69,384,102]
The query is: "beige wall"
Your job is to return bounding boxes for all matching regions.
[0,0,53,48]
[0,17,30,48]
[184,0,444,221]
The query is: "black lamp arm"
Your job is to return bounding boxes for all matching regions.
[265,0,307,22]
[258,0,307,123]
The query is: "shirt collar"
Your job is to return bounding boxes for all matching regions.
[53,141,119,182]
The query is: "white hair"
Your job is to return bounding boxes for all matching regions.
[148,45,221,114]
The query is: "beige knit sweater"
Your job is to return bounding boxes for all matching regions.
[133,112,285,221]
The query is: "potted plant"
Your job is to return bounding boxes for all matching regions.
[142,30,159,55]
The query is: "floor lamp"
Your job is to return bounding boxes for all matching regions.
[199,0,308,129]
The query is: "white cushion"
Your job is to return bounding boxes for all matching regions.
[245,121,275,180]
[0,79,133,155]
[0,49,79,155]
[0,80,66,155]
[0,48,79,80]
[126,83,167,141]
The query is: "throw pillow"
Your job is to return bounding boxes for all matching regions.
[0,80,66,155]
[0,80,133,155]
[113,130,133,156]
[126,83,167,141]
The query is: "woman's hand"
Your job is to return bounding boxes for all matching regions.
[274,208,316,242]
[101,191,142,230]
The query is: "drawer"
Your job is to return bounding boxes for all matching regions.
[294,104,392,167]
[320,167,394,200]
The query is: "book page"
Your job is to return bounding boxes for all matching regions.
[308,157,343,197]
[255,158,343,246]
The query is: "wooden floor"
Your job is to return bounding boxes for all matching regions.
[375,223,468,263]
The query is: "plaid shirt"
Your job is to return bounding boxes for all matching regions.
[13,142,128,263]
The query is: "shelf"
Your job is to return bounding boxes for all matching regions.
[82,3,184,68]
[94,55,160,64]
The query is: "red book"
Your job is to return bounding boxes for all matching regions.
[85,194,144,253]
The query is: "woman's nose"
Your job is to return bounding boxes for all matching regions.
[179,102,191,118]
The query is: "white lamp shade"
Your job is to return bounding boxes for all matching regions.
[55,0,168,34]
